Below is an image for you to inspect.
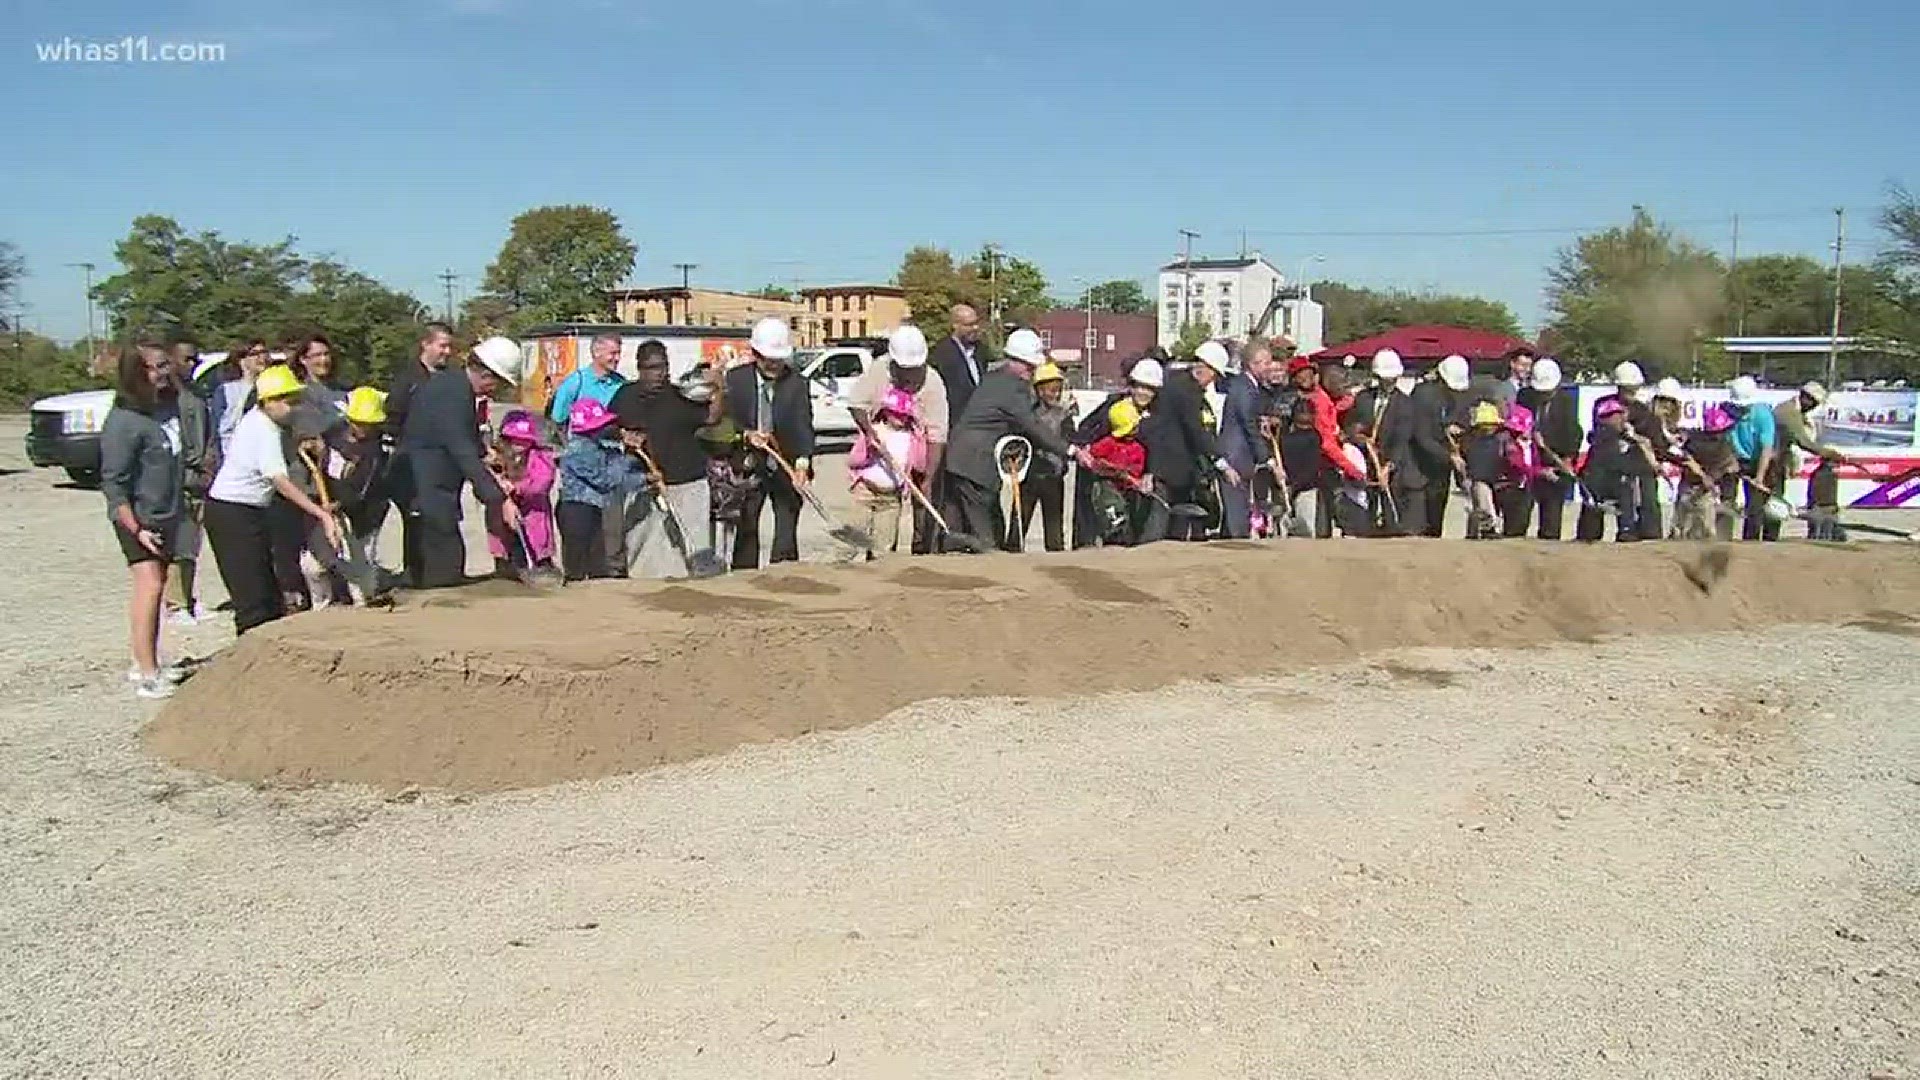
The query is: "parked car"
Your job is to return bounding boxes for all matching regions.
[26,388,114,486]
[795,346,873,437]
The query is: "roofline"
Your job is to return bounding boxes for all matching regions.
[608,286,801,302]
[518,322,752,338]
[798,284,906,296]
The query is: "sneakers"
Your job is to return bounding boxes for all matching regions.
[126,663,188,686]
[133,676,177,700]
[166,603,208,627]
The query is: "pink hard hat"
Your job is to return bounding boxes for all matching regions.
[1595,399,1627,421]
[498,412,542,446]
[1504,403,1534,437]
[568,398,617,436]
[879,386,917,419]
[1701,404,1736,433]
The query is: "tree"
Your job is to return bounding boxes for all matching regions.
[1075,279,1151,315]
[1314,281,1522,345]
[91,215,428,380]
[960,247,1049,330]
[1544,207,1725,374]
[0,331,97,408]
[474,205,636,332]
[750,284,795,301]
[896,245,966,342]
[1172,318,1215,359]
[1880,183,1920,278]
[0,241,22,326]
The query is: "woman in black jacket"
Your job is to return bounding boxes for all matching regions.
[99,345,188,699]
[1515,358,1583,539]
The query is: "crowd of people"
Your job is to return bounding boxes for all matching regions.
[95,307,1866,700]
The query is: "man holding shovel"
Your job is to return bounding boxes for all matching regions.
[722,318,814,568]
[612,339,722,578]
[848,325,950,546]
[942,329,1093,550]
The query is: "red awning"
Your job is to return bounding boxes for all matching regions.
[1311,325,1535,364]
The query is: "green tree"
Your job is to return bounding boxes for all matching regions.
[1075,279,1151,315]
[960,247,1049,331]
[474,205,636,332]
[1544,207,1725,374]
[1172,318,1215,359]
[896,245,966,342]
[0,331,98,408]
[750,284,795,301]
[1314,281,1522,345]
[279,261,428,382]
[0,241,22,322]
[1880,183,1920,278]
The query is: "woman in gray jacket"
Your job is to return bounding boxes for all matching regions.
[100,345,191,699]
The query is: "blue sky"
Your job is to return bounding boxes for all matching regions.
[4,0,1917,342]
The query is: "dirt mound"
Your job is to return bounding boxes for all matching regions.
[143,541,1920,793]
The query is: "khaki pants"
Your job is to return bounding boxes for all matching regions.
[852,485,906,556]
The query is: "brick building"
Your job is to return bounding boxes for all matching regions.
[1031,311,1158,388]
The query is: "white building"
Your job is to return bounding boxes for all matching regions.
[1155,254,1325,354]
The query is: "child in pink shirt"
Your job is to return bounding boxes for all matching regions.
[486,411,557,575]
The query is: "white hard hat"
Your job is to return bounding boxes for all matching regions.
[1655,377,1684,400]
[1370,349,1404,380]
[1194,340,1231,374]
[1801,380,1828,405]
[1128,358,1165,388]
[1728,375,1760,406]
[1612,361,1646,388]
[887,325,929,369]
[1436,354,1470,392]
[471,336,522,386]
[1530,358,1562,392]
[1003,328,1047,365]
[749,316,793,361]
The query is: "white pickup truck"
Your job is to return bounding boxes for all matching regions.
[26,388,115,486]
[793,346,872,438]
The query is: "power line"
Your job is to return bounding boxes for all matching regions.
[1230,209,1830,241]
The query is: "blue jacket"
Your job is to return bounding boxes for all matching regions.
[558,435,648,508]
[548,366,628,426]
[1728,402,1776,464]
[1216,372,1271,475]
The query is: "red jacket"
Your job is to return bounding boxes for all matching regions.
[1307,387,1367,481]
[1087,435,1148,481]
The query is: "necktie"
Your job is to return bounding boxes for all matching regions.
[758,377,774,431]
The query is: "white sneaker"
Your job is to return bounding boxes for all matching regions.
[126,664,188,685]
[133,676,176,701]
[169,609,199,627]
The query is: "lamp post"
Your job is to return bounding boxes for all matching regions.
[65,262,96,361]
[1295,254,1325,302]
[1075,276,1097,390]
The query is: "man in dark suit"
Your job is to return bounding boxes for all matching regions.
[383,322,455,586]
[942,329,1087,547]
[1157,343,1227,539]
[400,336,519,588]
[723,318,814,568]
[1216,343,1274,538]
[922,303,998,552]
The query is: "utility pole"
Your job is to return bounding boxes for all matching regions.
[1178,229,1200,332]
[1826,208,1845,390]
[65,262,96,361]
[1728,214,1743,337]
[982,243,1003,329]
[671,263,699,324]
[437,268,458,323]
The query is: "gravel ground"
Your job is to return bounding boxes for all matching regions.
[2,414,1917,1078]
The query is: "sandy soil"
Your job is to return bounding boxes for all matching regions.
[2,416,1917,1078]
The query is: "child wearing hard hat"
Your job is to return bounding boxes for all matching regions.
[1011,362,1075,552]
[555,399,648,582]
[320,387,395,604]
[1461,401,1514,539]
[1671,405,1740,541]
[201,365,346,633]
[484,412,558,578]
[1574,399,1640,543]
[846,387,928,556]
[1080,397,1150,545]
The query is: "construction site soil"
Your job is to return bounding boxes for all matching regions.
[144,540,1920,793]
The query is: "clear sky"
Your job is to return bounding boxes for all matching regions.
[4,0,1917,342]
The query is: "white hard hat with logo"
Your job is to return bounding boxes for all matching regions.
[1003,328,1047,365]
[472,336,522,386]
[750,317,794,361]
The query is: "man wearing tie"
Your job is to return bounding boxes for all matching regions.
[723,318,813,568]
[921,304,996,552]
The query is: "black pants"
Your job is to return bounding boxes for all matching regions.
[734,467,801,568]
[1574,470,1639,542]
[388,451,424,588]
[1530,474,1572,540]
[1008,475,1066,552]
[944,473,998,549]
[414,485,469,589]
[267,499,313,608]
[1313,475,1337,539]
[556,500,606,581]
[1420,477,1450,538]
[203,498,285,634]
[1498,484,1533,537]
[1741,460,1780,541]
[1633,472,1663,540]
[1166,479,1206,541]
[1071,473,1099,549]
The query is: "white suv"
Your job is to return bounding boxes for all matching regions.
[26,388,115,486]
[794,347,873,437]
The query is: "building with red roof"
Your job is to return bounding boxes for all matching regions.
[1310,324,1536,366]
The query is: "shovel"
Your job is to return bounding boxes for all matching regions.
[759,439,875,553]
[1264,432,1314,538]
[628,441,727,579]
[996,436,1033,552]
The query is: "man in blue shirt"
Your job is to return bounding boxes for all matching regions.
[547,333,633,570]
[548,333,629,425]
[1725,375,1779,541]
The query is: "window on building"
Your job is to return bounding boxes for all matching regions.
[858,319,868,336]
[1165,283,1180,297]
[1104,333,1116,351]
[1039,329,1053,348]
[858,295,868,312]
[841,296,851,312]
[1165,303,1178,323]
[840,319,852,337]
[1219,303,1233,325]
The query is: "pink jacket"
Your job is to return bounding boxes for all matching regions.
[486,448,557,563]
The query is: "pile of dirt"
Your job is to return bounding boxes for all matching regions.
[144,541,1920,792]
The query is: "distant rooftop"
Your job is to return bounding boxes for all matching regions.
[1158,255,1279,273]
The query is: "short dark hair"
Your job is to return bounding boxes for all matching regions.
[635,339,668,366]
[421,321,454,341]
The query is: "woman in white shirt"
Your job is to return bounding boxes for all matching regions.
[203,364,343,634]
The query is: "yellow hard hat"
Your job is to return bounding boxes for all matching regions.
[1471,401,1501,427]
[1108,397,1142,438]
[254,364,304,401]
[344,386,388,425]
[1032,362,1064,385]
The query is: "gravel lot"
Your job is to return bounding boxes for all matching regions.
[2,414,1917,1078]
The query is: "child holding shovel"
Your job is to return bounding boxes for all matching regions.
[484,412,558,579]
[846,387,928,557]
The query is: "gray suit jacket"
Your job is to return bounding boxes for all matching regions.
[1217,372,1270,475]
[943,369,1074,489]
